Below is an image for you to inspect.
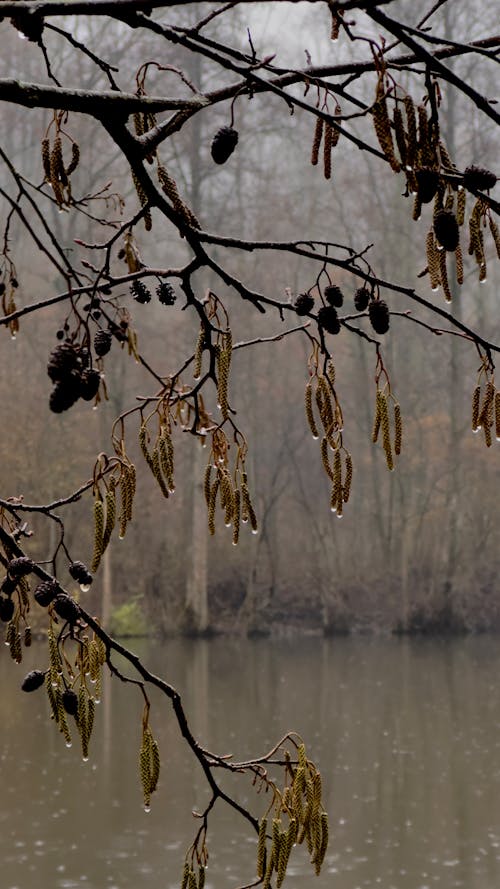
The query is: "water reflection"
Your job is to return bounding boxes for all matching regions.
[1,636,500,888]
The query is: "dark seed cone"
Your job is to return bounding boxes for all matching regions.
[415,168,440,204]
[62,688,79,716]
[157,282,176,306]
[8,556,34,578]
[130,280,152,304]
[354,287,370,312]
[22,670,46,692]
[210,126,239,164]
[463,165,497,193]
[1,576,17,596]
[80,368,101,401]
[69,561,93,586]
[52,594,80,624]
[317,305,341,335]
[94,329,112,357]
[324,284,344,308]
[294,292,314,315]
[0,596,14,622]
[34,580,59,607]
[433,210,460,252]
[47,343,79,382]
[368,300,390,334]
[49,372,82,413]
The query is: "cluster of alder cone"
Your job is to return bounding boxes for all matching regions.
[294,284,389,335]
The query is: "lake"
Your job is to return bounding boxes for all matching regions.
[1,634,500,889]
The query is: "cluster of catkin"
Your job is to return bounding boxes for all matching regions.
[45,627,105,757]
[310,103,341,180]
[180,861,206,889]
[91,461,136,572]
[139,421,175,500]
[471,376,500,447]
[257,744,328,888]
[305,365,353,515]
[41,126,80,209]
[204,457,257,542]
[139,719,160,810]
[372,388,403,471]
[425,206,464,302]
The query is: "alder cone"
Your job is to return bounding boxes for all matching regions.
[211,126,239,164]
[368,300,390,334]
[324,284,344,308]
[22,670,46,692]
[94,329,112,357]
[294,292,314,315]
[49,372,81,413]
[354,287,370,312]
[80,368,101,401]
[317,305,341,335]
[69,561,93,586]
[8,556,34,577]
[157,282,176,305]
[0,597,14,622]
[47,343,79,382]
[415,168,439,204]
[34,580,59,607]
[62,688,79,715]
[52,594,80,624]
[433,210,459,251]
[463,165,497,192]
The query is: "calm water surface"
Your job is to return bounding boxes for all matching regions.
[1,635,500,889]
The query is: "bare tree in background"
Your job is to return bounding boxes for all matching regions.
[0,1,499,885]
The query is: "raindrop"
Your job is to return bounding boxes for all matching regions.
[144,805,151,814]
[80,583,91,593]
[431,286,439,292]
[65,742,72,749]
[251,528,259,535]
[82,756,89,763]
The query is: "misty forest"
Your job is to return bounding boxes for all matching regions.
[0,1,500,888]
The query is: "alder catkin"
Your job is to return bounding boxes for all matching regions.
[305,381,319,439]
[323,122,333,180]
[257,817,268,878]
[343,452,353,502]
[394,403,403,455]
[472,385,481,431]
[372,81,400,173]
[372,391,382,443]
[426,230,441,291]
[90,498,105,573]
[311,117,324,166]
